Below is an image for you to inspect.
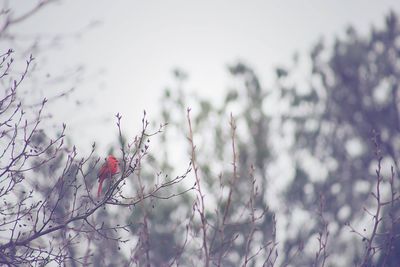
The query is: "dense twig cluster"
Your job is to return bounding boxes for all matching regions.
[346,135,400,267]
[183,110,277,267]
[0,52,193,266]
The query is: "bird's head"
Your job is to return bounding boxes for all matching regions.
[107,155,118,163]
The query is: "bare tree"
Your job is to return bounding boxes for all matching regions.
[0,50,193,266]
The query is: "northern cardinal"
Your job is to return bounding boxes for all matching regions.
[97,155,119,197]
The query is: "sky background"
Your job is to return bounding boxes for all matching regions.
[6,0,400,153]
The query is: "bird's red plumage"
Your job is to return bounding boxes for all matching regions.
[97,155,119,197]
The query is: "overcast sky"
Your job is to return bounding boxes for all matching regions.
[7,0,400,152]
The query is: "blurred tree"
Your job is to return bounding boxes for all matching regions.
[131,65,278,266]
[142,10,400,267]
[280,10,400,266]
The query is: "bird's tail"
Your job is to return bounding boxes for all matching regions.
[97,177,104,197]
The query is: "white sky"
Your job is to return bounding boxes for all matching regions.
[6,0,400,152]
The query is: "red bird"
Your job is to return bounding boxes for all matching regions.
[97,155,119,197]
